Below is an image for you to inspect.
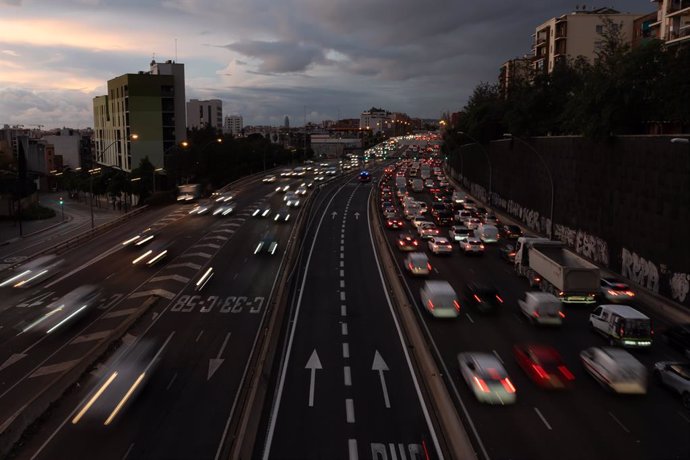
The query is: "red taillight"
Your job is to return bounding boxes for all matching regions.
[533,311,540,318]
[453,300,461,311]
[558,365,575,381]
[508,252,516,257]
[626,291,635,297]
[473,376,490,393]
[473,294,481,303]
[534,277,541,283]
[558,311,565,318]
[532,364,549,380]
[501,378,516,393]
[413,240,418,246]
[479,244,485,249]
[427,263,432,270]
[495,295,504,304]
[408,263,414,270]
[427,299,434,311]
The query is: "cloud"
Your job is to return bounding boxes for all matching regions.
[223,40,329,74]
[0,0,22,5]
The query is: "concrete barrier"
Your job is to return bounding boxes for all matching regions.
[0,296,159,457]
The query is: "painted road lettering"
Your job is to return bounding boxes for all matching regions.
[170,295,265,314]
[370,443,424,460]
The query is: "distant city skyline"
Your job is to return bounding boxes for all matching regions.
[0,0,652,129]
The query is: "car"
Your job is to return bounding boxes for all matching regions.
[418,222,440,239]
[1,254,65,288]
[132,243,169,266]
[466,217,482,230]
[213,192,235,203]
[188,204,211,215]
[296,186,308,195]
[449,225,472,242]
[424,179,435,188]
[599,277,636,303]
[212,204,235,216]
[420,280,460,318]
[411,217,430,230]
[653,361,690,408]
[430,203,446,217]
[285,195,301,207]
[21,284,101,335]
[405,252,431,276]
[252,207,271,217]
[428,237,453,255]
[458,352,516,404]
[484,214,500,226]
[662,324,690,358]
[464,282,504,313]
[455,210,472,224]
[396,233,420,251]
[580,347,647,394]
[500,224,523,239]
[254,235,279,255]
[275,185,290,193]
[382,208,398,219]
[386,217,405,230]
[499,243,516,262]
[121,228,156,248]
[513,344,575,389]
[273,208,291,222]
[433,210,454,227]
[380,200,394,211]
[459,237,485,255]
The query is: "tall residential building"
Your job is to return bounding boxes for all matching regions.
[187,99,223,131]
[648,0,690,45]
[359,108,391,134]
[499,57,533,98]
[532,8,640,74]
[43,128,82,169]
[92,59,186,171]
[223,115,243,136]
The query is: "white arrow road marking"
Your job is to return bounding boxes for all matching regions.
[0,353,27,372]
[183,252,213,259]
[305,349,322,407]
[150,274,190,284]
[354,212,360,220]
[208,332,231,380]
[331,211,338,219]
[129,289,175,300]
[372,350,391,408]
[166,262,202,270]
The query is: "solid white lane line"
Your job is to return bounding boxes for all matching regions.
[343,343,350,358]
[195,330,204,342]
[340,280,345,288]
[166,373,178,390]
[344,366,352,386]
[340,245,345,251]
[609,412,630,433]
[433,267,439,274]
[341,305,347,316]
[345,398,355,423]
[534,407,552,430]
[465,313,474,323]
[122,443,135,460]
[340,291,346,301]
[340,269,345,277]
[348,439,358,460]
[341,323,348,336]
[492,350,504,364]
[340,252,345,259]
[341,239,345,244]
[340,261,344,267]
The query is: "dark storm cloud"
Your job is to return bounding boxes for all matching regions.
[223,40,328,73]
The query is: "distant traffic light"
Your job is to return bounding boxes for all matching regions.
[59,197,64,206]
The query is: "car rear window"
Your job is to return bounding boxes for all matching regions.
[470,241,482,246]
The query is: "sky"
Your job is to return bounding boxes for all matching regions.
[0,0,652,129]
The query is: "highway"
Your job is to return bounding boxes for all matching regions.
[257,163,442,460]
[6,172,306,459]
[378,158,690,460]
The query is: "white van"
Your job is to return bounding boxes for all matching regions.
[580,347,647,394]
[475,224,499,243]
[518,292,563,325]
[420,280,460,319]
[589,304,653,348]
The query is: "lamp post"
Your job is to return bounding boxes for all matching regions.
[503,133,554,238]
[88,167,101,229]
[458,131,492,205]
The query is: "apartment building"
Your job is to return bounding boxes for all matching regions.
[92,59,186,171]
[648,0,690,44]
[532,7,639,73]
[359,108,391,134]
[223,115,243,136]
[499,57,532,98]
[187,99,223,131]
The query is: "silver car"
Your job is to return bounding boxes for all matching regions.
[458,352,517,404]
[654,361,690,408]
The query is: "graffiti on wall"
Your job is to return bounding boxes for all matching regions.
[553,224,609,266]
[670,273,690,303]
[622,248,660,293]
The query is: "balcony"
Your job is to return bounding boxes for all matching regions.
[667,25,690,42]
[667,0,690,15]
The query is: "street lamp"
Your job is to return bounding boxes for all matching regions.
[458,131,492,205]
[88,167,101,229]
[670,138,689,145]
[503,133,554,239]
[153,167,164,193]
[96,133,138,167]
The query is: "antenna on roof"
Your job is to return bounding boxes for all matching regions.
[175,38,178,62]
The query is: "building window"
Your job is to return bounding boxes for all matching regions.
[596,25,603,34]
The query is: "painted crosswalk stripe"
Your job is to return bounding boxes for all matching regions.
[150,274,190,283]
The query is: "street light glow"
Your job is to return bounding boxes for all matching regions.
[670,138,689,144]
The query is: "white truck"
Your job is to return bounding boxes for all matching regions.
[513,237,599,304]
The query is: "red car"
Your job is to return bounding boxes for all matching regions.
[386,218,405,229]
[396,233,419,251]
[513,344,575,389]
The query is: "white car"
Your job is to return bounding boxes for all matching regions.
[448,225,472,242]
[653,361,690,408]
[273,208,291,222]
[428,237,453,255]
[0,254,64,288]
[459,237,485,255]
[412,217,431,230]
[285,192,301,207]
[252,207,271,217]
[405,252,431,276]
[188,205,211,215]
[296,186,308,195]
[417,222,440,239]
[212,204,235,216]
[262,175,277,183]
[275,185,290,193]
[458,352,517,404]
[580,347,647,394]
[466,217,482,230]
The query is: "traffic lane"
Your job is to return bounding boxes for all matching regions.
[265,183,356,459]
[385,229,690,459]
[342,184,434,452]
[26,193,294,460]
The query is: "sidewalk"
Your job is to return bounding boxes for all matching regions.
[0,192,125,253]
